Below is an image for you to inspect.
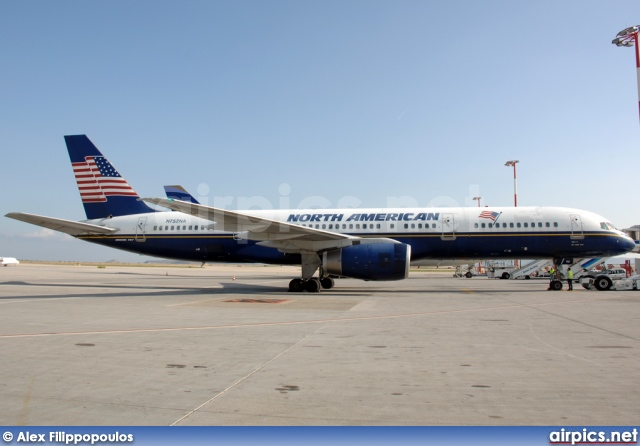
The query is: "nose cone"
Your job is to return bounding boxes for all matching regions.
[621,235,637,254]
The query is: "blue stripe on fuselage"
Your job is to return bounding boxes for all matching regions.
[78,231,632,263]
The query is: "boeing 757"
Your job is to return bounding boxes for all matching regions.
[6,135,635,292]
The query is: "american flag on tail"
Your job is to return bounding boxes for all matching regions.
[479,210,501,222]
[72,156,137,203]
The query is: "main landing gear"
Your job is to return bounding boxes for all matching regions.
[288,276,335,293]
[287,253,336,293]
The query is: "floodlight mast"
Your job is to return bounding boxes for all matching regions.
[612,26,640,122]
[504,160,519,207]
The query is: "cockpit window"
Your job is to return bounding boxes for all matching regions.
[600,222,617,231]
[600,222,607,230]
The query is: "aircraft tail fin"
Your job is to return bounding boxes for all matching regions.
[64,135,155,220]
[163,185,201,204]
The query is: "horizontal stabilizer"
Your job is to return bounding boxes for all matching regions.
[5,212,119,236]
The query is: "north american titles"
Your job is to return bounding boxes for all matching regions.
[287,212,440,223]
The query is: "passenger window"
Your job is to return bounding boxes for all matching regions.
[411,224,415,229]
[538,222,542,228]
[390,224,395,229]
[377,224,381,229]
[432,223,436,229]
[554,222,558,227]
[523,223,528,228]
[194,226,198,230]
[546,222,550,228]
[349,224,353,229]
[509,222,514,228]
[418,223,423,229]
[404,224,408,229]
[516,223,521,228]
[356,224,360,229]
[474,223,478,228]
[153,226,157,230]
[481,223,486,228]
[488,223,493,228]
[322,224,326,229]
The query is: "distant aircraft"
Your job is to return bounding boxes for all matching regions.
[1,257,19,266]
[163,185,200,204]
[5,135,635,292]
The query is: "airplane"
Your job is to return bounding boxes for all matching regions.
[163,185,200,204]
[5,135,635,292]
[0,257,19,267]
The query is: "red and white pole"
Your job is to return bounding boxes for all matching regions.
[512,163,518,207]
[613,26,640,123]
[635,32,640,122]
[504,160,519,207]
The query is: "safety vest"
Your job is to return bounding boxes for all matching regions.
[567,270,573,279]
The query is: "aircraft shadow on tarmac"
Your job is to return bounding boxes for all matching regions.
[0,278,555,300]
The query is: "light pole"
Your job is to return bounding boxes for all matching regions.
[472,196,483,273]
[504,160,519,207]
[612,26,640,122]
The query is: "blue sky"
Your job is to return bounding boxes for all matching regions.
[1,1,639,262]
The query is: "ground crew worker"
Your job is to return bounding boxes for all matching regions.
[548,266,556,290]
[567,267,573,291]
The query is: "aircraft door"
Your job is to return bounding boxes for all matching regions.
[441,213,456,240]
[570,214,584,240]
[136,217,147,242]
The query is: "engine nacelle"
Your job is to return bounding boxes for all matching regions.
[322,242,411,281]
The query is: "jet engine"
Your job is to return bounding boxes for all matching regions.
[322,242,411,281]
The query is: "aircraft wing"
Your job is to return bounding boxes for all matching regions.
[5,212,119,236]
[143,197,351,243]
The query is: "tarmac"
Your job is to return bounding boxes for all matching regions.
[0,263,638,426]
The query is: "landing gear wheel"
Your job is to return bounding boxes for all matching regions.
[550,280,563,291]
[288,278,304,292]
[320,277,335,289]
[305,278,321,293]
[594,275,613,291]
[465,272,473,278]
